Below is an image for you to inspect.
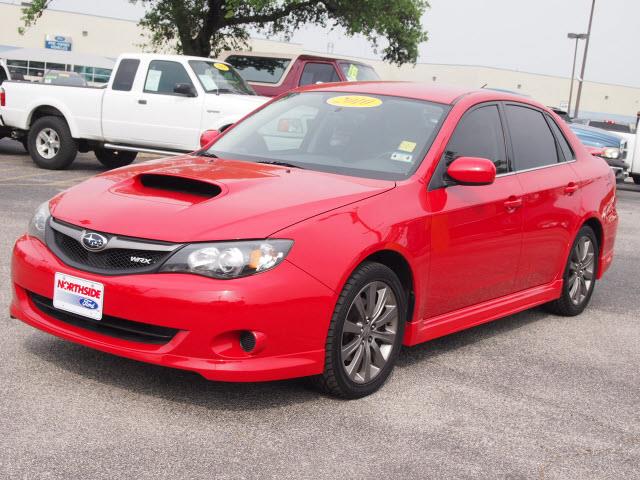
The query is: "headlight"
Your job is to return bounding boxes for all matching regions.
[602,147,620,159]
[28,201,51,242]
[160,240,293,279]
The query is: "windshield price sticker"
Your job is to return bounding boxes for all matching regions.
[346,64,359,81]
[214,62,230,71]
[326,95,382,108]
[398,141,417,153]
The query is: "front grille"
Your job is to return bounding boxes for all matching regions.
[28,291,180,345]
[54,230,168,271]
[46,219,179,275]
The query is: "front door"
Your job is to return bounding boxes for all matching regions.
[424,104,524,318]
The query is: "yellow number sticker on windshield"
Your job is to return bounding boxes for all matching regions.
[346,64,359,81]
[398,141,417,153]
[214,62,230,71]
[326,95,382,108]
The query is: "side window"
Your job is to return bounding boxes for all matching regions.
[545,114,575,161]
[112,59,140,91]
[144,60,194,95]
[447,105,508,174]
[299,63,340,86]
[0,67,7,84]
[505,105,559,170]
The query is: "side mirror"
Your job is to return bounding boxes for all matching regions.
[199,129,221,148]
[447,156,496,186]
[174,83,196,97]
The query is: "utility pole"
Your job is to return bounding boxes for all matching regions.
[574,0,596,119]
[567,33,587,117]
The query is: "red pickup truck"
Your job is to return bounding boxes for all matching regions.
[221,52,380,97]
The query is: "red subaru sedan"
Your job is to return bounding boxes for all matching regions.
[11,83,618,398]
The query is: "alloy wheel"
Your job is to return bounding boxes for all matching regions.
[36,128,61,160]
[567,236,595,305]
[340,281,398,384]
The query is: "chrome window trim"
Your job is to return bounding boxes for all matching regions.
[495,159,577,178]
[49,218,180,252]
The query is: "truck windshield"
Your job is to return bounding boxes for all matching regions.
[205,91,448,180]
[338,62,380,81]
[189,60,255,95]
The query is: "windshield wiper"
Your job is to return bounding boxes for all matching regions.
[199,152,218,158]
[257,160,304,169]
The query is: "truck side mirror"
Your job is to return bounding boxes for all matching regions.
[174,83,196,97]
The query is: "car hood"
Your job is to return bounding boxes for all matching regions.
[50,156,394,243]
[570,124,623,147]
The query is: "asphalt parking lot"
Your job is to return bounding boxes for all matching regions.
[0,137,639,479]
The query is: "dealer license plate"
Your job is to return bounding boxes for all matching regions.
[53,272,104,321]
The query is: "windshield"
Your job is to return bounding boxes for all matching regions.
[188,60,255,95]
[205,91,448,180]
[339,62,380,81]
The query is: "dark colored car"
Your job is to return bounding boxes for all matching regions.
[222,52,380,97]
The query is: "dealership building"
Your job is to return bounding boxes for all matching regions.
[1,0,639,119]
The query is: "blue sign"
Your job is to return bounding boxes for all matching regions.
[45,35,72,51]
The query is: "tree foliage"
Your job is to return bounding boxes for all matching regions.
[20,0,429,65]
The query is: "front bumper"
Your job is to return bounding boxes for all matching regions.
[11,235,336,382]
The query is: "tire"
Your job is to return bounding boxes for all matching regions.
[94,148,137,169]
[28,116,77,170]
[310,261,407,398]
[632,174,640,185]
[545,226,598,316]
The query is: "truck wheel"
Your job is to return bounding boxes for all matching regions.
[94,148,137,169]
[632,174,640,185]
[29,116,77,170]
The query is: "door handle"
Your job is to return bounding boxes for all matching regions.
[504,196,523,211]
[564,182,579,195]
[138,99,147,105]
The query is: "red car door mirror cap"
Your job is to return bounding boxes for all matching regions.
[447,156,497,186]
[200,129,221,148]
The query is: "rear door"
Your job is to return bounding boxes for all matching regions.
[503,103,582,291]
[102,58,142,142]
[424,103,524,318]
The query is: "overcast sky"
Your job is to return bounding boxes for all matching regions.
[5,0,638,87]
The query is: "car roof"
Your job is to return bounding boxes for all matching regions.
[296,81,544,107]
[117,53,228,64]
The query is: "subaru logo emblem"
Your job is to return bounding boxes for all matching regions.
[81,232,108,251]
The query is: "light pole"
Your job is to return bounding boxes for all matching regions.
[574,0,596,119]
[567,33,588,117]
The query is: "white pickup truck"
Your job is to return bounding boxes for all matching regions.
[0,53,268,169]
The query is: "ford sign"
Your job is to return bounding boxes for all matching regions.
[79,297,99,310]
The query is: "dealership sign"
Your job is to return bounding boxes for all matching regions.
[44,35,72,51]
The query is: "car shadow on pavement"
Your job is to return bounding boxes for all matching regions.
[396,308,548,368]
[23,333,319,410]
[0,138,28,157]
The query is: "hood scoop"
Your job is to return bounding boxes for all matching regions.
[138,174,222,200]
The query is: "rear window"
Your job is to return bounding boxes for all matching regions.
[226,55,291,84]
[338,62,380,81]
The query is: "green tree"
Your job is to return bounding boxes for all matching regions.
[20,0,429,65]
